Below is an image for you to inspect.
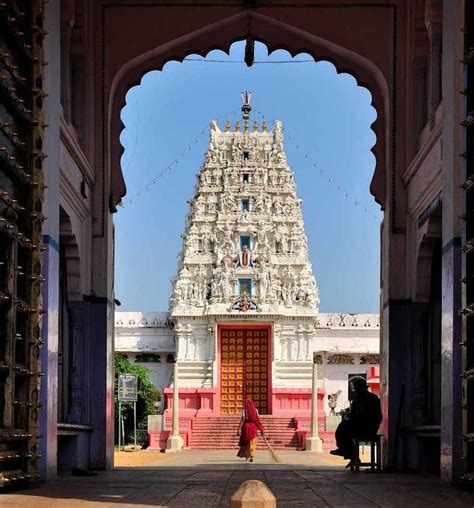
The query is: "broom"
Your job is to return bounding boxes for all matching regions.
[262,434,282,463]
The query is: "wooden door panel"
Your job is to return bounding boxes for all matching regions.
[221,330,244,415]
[220,328,269,415]
[245,330,269,414]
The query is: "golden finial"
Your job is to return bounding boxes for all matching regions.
[234,121,240,132]
[253,120,258,132]
[225,120,230,132]
[262,120,267,132]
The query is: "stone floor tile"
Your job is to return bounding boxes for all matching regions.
[310,485,377,506]
[187,470,233,482]
[263,470,307,482]
[167,485,224,507]
[229,470,267,482]
[404,486,474,507]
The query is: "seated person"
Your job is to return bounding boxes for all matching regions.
[330,377,382,466]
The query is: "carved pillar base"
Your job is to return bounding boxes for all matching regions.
[305,436,323,452]
[165,434,184,452]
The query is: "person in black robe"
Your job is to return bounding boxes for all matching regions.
[330,377,382,466]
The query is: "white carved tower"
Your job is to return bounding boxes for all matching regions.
[169,94,319,416]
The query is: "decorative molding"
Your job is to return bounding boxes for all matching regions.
[327,354,354,365]
[318,313,379,329]
[360,354,380,364]
[402,116,442,186]
[60,114,95,186]
[115,311,171,328]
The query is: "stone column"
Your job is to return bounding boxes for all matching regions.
[440,0,463,482]
[306,357,323,452]
[427,21,443,127]
[67,302,84,423]
[166,361,183,452]
[39,0,61,481]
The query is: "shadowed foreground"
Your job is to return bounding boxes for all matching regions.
[3,450,474,507]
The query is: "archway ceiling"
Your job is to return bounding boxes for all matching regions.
[98,3,397,208]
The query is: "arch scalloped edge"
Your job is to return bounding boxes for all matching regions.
[108,11,389,210]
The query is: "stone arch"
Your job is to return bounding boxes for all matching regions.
[108,10,390,208]
[59,207,82,302]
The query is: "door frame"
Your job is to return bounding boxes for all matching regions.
[217,323,273,416]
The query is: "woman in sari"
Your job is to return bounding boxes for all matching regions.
[237,398,265,462]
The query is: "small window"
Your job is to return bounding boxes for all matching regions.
[243,151,249,160]
[238,278,252,296]
[166,353,175,363]
[135,353,161,363]
[240,236,251,250]
[242,173,250,183]
[241,199,250,212]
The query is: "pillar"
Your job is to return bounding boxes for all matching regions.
[39,0,61,481]
[440,0,463,482]
[67,302,84,423]
[166,361,183,452]
[305,358,323,452]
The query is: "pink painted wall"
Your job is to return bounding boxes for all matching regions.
[367,366,380,397]
[164,387,326,418]
[272,388,325,417]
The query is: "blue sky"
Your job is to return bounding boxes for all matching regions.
[115,41,381,313]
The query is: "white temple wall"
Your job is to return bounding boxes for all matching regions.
[321,361,373,415]
[174,319,213,387]
[115,312,380,400]
[114,312,176,396]
[272,319,314,388]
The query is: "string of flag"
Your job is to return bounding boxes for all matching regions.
[253,109,381,222]
[121,106,381,222]
[120,109,240,206]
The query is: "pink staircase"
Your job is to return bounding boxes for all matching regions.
[150,414,336,450]
[187,415,335,450]
[189,415,298,449]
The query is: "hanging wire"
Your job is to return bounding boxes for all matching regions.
[121,105,381,222]
[120,109,239,207]
[253,108,381,222]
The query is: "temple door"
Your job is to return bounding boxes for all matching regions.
[221,330,245,415]
[244,329,269,414]
[220,328,269,415]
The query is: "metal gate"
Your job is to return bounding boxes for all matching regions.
[0,0,45,487]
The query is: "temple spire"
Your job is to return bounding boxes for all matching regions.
[241,91,252,132]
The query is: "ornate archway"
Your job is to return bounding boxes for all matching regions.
[105,11,392,210]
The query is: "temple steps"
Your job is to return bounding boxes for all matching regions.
[186,415,336,450]
[188,416,300,450]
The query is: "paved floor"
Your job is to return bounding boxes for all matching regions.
[3,450,474,507]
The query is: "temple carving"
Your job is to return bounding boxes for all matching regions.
[169,95,320,413]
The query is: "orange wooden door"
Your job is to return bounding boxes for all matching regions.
[220,329,245,415]
[220,328,269,415]
[244,329,269,414]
